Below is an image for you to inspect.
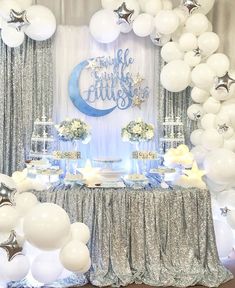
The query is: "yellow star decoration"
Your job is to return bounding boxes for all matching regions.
[132,96,144,109]
[183,161,206,180]
[86,59,101,70]
[133,73,144,86]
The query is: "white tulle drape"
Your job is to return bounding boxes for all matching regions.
[53,26,159,169]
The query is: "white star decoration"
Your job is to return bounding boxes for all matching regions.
[184,161,206,180]
[133,73,144,86]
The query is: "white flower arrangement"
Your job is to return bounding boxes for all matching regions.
[121,119,155,143]
[56,118,91,143]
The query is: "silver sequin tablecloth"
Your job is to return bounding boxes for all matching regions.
[27,186,233,287]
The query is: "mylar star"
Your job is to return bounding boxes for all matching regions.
[114,2,134,25]
[133,73,144,86]
[182,0,201,14]
[184,161,206,180]
[0,231,23,261]
[132,96,144,109]
[7,9,29,31]
[215,72,235,92]
[193,47,201,57]
[86,59,101,70]
[217,123,229,134]
[220,207,230,217]
[193,111,202,121]
[0,182,16,207]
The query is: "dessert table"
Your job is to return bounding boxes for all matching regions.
[14,185,233,288]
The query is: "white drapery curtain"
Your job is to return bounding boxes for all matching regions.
[36,0,235,66]
[54,26,160,169]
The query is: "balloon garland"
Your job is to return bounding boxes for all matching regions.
[89,0,235,256]
[0,0,56,47]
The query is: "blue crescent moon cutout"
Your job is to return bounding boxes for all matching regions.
[69,59,117,117]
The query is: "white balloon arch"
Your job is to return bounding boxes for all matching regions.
[89,0,235,256]
[0,0,56,47]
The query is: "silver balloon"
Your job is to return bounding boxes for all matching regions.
[0,182,16,207]
[215,72,235,92]
[114,2,134,25]
[7,9,29,31]
[0,231,23,261]
[220,207,230,217]
[150,28,170,46]
[182,0,201,14]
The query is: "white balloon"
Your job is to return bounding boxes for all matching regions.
[201,113,216,130]
[78,257,91,274]
[207,53,230,77]
[190,129,204,146]
[31,252,63,284]
[150,28,171,46]
[23,203,71,250]
[191,63,215,90]
[204,148,235,183]
[154,10,179,35]
[198,32,220,56]
[15,192,38,216]
[214,220,233,258]
[191,87,210,103]
[132,13,154,37]
[1,26,24,47]
[89,9,120,44]
[144,0,162,16]
[0,0,21,19]
[160,60,191,92]
[201,129,224,150]
[162,0,173,10]
[70,222,90,244]
[15,0,32,10]
[0,206,19,233]
[210,86,229,101]
[24,5,56,41]
[203,97,221,114]
[173,8,188,25]
[217,189,235,209]
[179,32,197,52]
[215,114,232,128]
[59,240,90,272]
[187,104,204,121]
[191,145,208,165]
[227,210,235,230]
[224,136,235,151]
[161,42,183,63]
[222,127,235,140]
[185,13,208,36]
[119,22,132,33]
[5,255,30,281]
[184,51,201,67]
[220,102,235,129]
[0,173,17,189]
[197,0,215,15]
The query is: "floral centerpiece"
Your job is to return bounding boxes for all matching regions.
[121,119,155,143]
[56,118,91,143]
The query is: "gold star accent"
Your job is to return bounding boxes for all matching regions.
[0,231,23,261]
[183,161,206,180]
[86,59,101,70]
[133,73,144,86]
[132,96,144,109]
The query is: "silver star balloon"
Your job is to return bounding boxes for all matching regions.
[0,231,23,261]
[217,124,229,134]
[215,72,235,92]
[7,9,29,31]
[114,2,134,25]
[0,182,16,207]
[182,0,201,14]
[193,47,201,57]
[220,207,230,217]
[193,111,202,121]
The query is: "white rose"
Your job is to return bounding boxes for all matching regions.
[132,124,142,134]
[146,130,154,140]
